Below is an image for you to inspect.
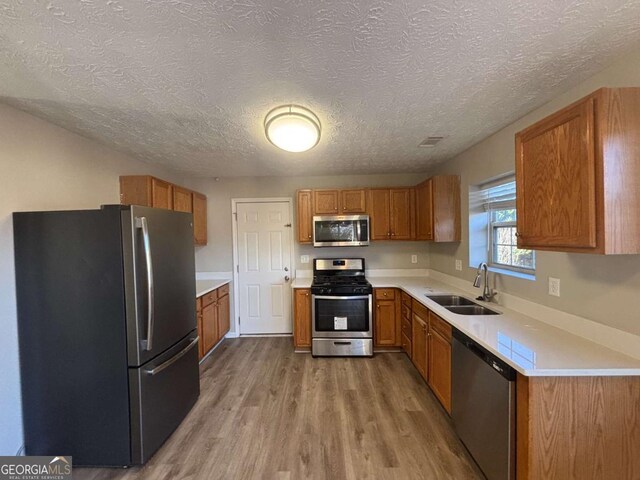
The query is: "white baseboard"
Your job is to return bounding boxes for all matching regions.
[428,268,640,360]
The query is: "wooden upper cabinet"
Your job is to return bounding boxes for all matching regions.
[293,288,312,349]
[416,176,461,242]
[172,186,193,213]
[389,188,415,240]
[340,189,367,213]
[515,88,640,254]
[151,178,173,210]
[313,190,339,215]
[296,190,313,244]
[192,192,207,246]
[120,175,207,245]
[369,189,391,240]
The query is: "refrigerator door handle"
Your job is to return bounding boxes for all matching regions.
[136,216,155,351]
[144,336,199,376]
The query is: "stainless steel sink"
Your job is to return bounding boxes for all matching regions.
[445,305,501,315]
[426,295,476,306]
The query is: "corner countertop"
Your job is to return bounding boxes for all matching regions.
[294,275,640,377]
[196,279,231,298]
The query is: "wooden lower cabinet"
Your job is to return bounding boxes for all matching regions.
[411,300,429,380]
[374,288,401,347]
[196,284,231,360]
[293,288,312,349]
[427,312,452,413]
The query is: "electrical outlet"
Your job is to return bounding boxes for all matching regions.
[411,254,418,264]
[548,277,560,297]
[455,259,462,271]
[300,255,309,264]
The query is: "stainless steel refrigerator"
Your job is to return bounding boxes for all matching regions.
[13,205,200,466]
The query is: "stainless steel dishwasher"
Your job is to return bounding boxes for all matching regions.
[451,329,516,480]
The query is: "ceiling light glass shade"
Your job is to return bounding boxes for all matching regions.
[264,105,321,152]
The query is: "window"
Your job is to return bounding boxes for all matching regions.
[470,177,535,276]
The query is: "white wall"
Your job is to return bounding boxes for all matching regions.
[0,104,184,455]
[428,48,640,336]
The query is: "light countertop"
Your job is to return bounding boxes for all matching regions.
[196,279,231,298]
[294,275,640,377]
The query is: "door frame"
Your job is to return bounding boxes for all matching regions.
[231,197,295,337]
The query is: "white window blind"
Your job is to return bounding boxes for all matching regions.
[478,177,516,211]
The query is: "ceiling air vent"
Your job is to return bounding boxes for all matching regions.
[419,136,444,147]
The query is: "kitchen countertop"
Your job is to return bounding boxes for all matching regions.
[294,275,640,377]
[196,279,231,298]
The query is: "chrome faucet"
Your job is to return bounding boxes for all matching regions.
[473,262,496,302]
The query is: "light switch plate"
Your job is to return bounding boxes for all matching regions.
[455,259,462,271]
[548,277,560,297]
[300,255,309,264]
[411,254,418,264]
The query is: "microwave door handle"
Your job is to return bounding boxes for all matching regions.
[356,220,361,241]
[136,216,155,351]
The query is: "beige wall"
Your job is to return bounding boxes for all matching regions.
[0,104,184,455]
[428,48,640,336]
[187,174,432,273]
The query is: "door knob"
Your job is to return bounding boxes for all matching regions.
[285,276,290,282]
[284,267,289,272]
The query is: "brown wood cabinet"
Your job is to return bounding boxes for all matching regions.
[427,311,452,413]
[120,175,208,245]
[313,190,340,214]
[374,288,401,347]
[416,176,461,242]
[515,87,640,254]
[196,283,230,360]
[340,189,367,213]
[411,300,429,380]
[296,190,313,244]
[293,288,312,349]
[369,188,415,240]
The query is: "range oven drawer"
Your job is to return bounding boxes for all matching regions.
[312,338,373,357]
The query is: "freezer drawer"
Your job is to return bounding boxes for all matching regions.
[129,332,200,464]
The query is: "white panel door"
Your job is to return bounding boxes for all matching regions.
[237,202,292,334]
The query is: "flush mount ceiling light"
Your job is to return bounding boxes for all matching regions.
[264,105,321,153]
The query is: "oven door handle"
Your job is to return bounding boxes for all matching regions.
[312,295,372,301]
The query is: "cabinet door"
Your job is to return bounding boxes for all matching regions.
[390,188,414,240]
[293,289,311,348]
[341,189,367,213]
[313,190,339,214]
[193,192,207,246]
[369,189,391,240]
[428,329,452,413]
[415,179,433,240]
[411,313,428,380]
[151,178,173,210]
[173,186,193,213]
[516,98,597,249]
[217,293,230,341]
[196,299,204,359]
[374,299,397,347]
[202,301,218,355]
[296,190,313,244]
[401,332,412,357]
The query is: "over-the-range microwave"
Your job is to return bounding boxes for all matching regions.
[313,215,369,247]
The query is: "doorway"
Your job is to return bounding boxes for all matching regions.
[232,199,294,335]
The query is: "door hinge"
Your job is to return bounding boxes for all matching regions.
[233,212,237,220]
[284,223,292,227]
[236,265,239,273]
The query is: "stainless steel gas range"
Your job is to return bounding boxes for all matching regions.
[311,258,373,357]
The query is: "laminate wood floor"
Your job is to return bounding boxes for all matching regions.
[75,337,483,480]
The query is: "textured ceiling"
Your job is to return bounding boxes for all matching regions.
[2,1,640,177]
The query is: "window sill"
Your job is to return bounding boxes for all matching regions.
[468,264,536,281]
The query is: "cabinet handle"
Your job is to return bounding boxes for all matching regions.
[305,293,309,297]
[515,232,521,237]
[391,232,395,236]
[308,234,312,239]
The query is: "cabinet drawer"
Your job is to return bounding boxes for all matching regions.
[401,317,412,337]
[429,312,452,342]
[401,304,411,322]
[412,299,429,320]
[217,283,230,297]
[401,291,412,308]
[375,288,396,300]
[201,290,216,307]
[401,332,412,357]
